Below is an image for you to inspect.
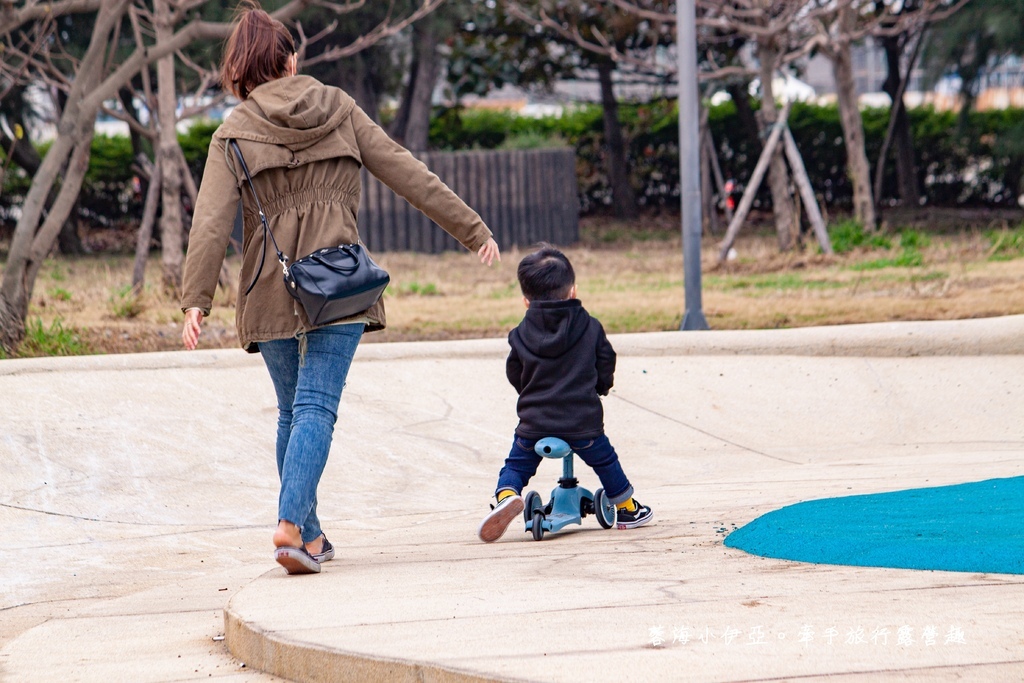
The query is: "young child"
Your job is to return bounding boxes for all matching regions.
[478,246,653,542]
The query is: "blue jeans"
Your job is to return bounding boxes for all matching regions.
[260,324,364,544]
[495,434,634,505]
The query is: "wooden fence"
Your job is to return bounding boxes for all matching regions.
[357,147,579,253]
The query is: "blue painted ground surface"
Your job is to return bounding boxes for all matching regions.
[725,476,1024,575]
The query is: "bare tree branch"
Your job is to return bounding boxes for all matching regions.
[779,30,829,64]
[695,0,834,42]
[508,0,794,82]
[100,103,154,138]
[128,4,156,114]
[506,2,670,76]
[174,47,216,89]
[0,16,59,95]
[702,48,757,81]
[600,0,674,23]
[301,0,445,66]
[169,0,216,24]
[309,0,366,14]
[0,0,103,37]
[103,3,124,77]
[871,0,969,38]
[293,19,339,63]
[177,88,226,121]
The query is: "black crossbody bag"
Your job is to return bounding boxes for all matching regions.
[230,140,390,326]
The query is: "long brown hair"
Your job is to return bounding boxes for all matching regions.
[221,1,295,100]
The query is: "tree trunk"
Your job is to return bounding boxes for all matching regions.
[119,86,148,164]
[388,53,415,141]
[2,119,85,255]
[0,0,127,353]
[725,82,762,158]
[597,60,638,220]
[956,41,990,132]
[132,154,162,295]
[155,0,183,293]
[57,209,85,255]
[757,41,797,251]
[881,34,921,207]
[0,132,95,352]
[336,53,381,124]
[831,17,876,229]
[356,63,382,125]
[0,123,41,175]
[175,145,198,205]
[394,20,442,152]
[891,102,919,207]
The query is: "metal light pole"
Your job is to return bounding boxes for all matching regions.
[678,0,709,331]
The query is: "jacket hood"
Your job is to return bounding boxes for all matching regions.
[517,299,589,358]
[215,75,356,152]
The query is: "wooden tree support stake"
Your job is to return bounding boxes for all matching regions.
[704,127,733,224]
[718,101,791,262]
[783,127,832,254]
[700,127,719,235]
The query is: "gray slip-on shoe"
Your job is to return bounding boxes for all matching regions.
[310,535,335,563]
[274,546,321,574]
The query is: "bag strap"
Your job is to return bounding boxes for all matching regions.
[229,139,289,295]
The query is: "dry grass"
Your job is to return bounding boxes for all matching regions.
[8,217,1024,357]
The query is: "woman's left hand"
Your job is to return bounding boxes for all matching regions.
[478,237,501,267]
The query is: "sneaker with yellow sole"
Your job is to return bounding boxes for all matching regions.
[616,501,653,529]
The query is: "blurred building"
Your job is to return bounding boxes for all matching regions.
[801,38,1024,111]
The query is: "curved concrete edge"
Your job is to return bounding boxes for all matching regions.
[223,601,508,683]
[350,315,1024,360]
[0,347,264,376]
[2,315,1021,376]
[619,314,1024,358]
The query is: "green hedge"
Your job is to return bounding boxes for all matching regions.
[4,103,1024,232]
[1,124,217,230]
[431,101,1024,213]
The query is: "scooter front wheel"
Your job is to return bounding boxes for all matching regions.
[594,488,616,529]
[532,510,545,541]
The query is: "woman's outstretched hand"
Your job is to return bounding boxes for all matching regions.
[182,308,204,350]
[478,237,500,267]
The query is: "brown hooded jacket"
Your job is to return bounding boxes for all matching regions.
[181,75,492,351]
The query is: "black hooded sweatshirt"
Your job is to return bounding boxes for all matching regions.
[506,299,616,440]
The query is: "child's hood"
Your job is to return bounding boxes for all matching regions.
[516,299,590,358]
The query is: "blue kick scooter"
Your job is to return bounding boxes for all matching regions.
[523,437,617,541]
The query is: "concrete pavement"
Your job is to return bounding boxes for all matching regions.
[2,316,1023,682]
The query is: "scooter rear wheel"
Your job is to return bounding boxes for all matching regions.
[524,491,542,523]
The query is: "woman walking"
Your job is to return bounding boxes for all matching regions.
[181,3,499,574]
